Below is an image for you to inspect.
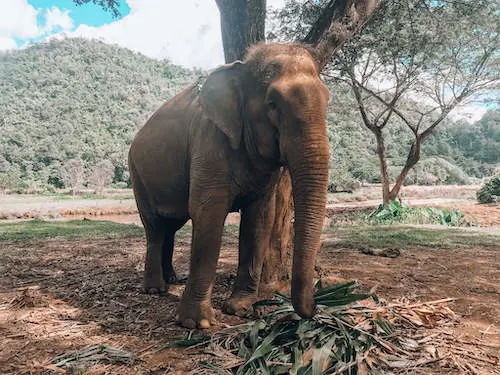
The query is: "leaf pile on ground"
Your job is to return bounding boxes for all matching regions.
[178,281,498,375]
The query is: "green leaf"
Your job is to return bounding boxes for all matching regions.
[316,294,371,307]
[314,281,357,298]
[290,345,304,375]
[312,334,337,375]
[374,319,393,336]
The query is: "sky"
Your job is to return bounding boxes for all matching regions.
[0,0,284,69]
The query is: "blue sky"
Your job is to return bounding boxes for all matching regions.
[29,0,131,27]
[13,0,131,47]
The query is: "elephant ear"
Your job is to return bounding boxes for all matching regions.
[200,61,245,150]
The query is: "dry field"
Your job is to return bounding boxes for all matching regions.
[0,185,499,374]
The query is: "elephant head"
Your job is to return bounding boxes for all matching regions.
[200,43,330,318]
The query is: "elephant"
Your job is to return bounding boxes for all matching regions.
[128,43,330,329]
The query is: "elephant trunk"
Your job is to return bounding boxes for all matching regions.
[287,131,329,318]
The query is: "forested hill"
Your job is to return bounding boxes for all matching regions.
[0,38,198,190]
[0,38,497,192]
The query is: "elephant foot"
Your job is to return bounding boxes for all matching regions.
[144,275,167,294]
[177,299,214,329]
[163,269,188,285]
[223,292,257,317]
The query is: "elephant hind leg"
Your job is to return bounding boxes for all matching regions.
[129,161,167,293]
[162,218,188,285]
[142,216,168,294]
[143,216,187,294]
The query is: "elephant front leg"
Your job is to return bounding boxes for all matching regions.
[177,206,227,329]
[224,193,276,316]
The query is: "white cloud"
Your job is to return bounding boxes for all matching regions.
[0,0,40,42]
[0,36,17,51]
[68,0,224,69]
[0,1,75,51]
[44,7,74,33]
[449,104,487,124]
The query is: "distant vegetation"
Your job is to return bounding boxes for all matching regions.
[0,38,197,191]
[0,38,497,192]
[477,175,500,204]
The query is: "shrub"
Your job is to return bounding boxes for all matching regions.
[368,200,466,226]
[328,168,360,192]
[476,175,500,204]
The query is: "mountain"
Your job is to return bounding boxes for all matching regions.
[0,38,497,192]
[0,38,198,190]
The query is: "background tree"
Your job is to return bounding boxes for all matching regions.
[88,159,114,194]
[272,0,500,205]
[337,0,499,204]
[61,158,85,195]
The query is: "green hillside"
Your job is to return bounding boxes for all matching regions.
[0,38,497,192]
[0,38,197,190]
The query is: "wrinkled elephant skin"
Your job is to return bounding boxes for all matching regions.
[129,43,330,328]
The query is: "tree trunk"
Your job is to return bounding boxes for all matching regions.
[375,130,390,206]
[216,0,293,292]
[216,0,266,62]
[388,137,421,201]
[260,169,294,295]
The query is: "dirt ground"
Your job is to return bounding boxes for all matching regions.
[0,229,499,374]
[0,186,499,374]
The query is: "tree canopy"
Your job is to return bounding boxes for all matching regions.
[270,0,499,202]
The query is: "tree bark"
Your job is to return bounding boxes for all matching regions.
[375,130,391,206]
[388,137,421,201]
[305,0,380,70]
[216,0,266,62]
[260,169,294,295]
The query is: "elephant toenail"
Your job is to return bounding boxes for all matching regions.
[199,319,210,329]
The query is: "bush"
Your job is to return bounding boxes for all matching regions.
[406,157,470,185]
[368,200,466,226]
[328,168,360,192]
[476,175,500,204]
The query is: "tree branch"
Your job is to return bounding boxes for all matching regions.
[304,0,381,71]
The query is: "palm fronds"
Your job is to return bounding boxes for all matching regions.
[178,281,497,374]
[178,281,395,374]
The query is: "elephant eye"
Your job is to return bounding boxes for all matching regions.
[268,101,277,110]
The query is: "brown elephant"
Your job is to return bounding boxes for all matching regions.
[128,43,330,329]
